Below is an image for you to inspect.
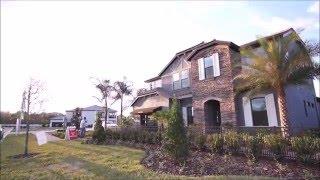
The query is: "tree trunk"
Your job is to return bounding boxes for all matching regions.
[120,96,123,120]
[24,96,31,156]
[24,115,30,156]
[277,87,291,138]
[104,100,108,130]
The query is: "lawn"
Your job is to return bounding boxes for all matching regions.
[0,134,274,180]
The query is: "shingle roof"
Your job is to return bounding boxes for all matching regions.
[66,105,117,113]
[240,28,294,48]
[145,39,239,82]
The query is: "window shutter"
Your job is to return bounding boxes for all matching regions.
[242,97,253,126]
[198,58,205,80]
[182,107,188,126]
[213,53,220,77]
[265,93,278,126]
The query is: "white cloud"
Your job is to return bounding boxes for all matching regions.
[250,15,319,34]
[307,1,319,13]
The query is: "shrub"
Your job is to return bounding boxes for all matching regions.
[223,131,240,155]
[241,132,264,161]
[163,99,189,161]
[155,131,163,144]
[291,136,319,164]
[195,134,207,151]
[263,134,287,160]
[208,134,224,154]
[303,128,320,138]
[53,131,65,139]
[118,116,135,127]
[92,112,106,144]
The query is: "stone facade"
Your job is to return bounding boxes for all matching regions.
[189,45,239,131]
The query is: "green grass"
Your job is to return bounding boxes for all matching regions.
[0,135,276,179]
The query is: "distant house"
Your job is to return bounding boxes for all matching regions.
[49,115,66,127]
[66,105,117,128]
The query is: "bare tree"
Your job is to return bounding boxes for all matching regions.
[92,78,113,130]
[23,78,45,156]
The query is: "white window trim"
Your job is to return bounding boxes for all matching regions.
[243,93,278,127]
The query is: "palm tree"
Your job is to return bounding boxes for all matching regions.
[234,32,319,137]
[113,79,133,121]
[94,79,113,130]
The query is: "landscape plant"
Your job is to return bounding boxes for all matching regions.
[163,99,189,162]
[71,107,81,130]
[92,112,106,144]
[194,133,207,151]
[290,136,320,164]
[263,134,288,160]
[93,79,113,130]
[208,134,224,154]
[113,78,133,121]
[223,130,240,155]
[241,132,264,162]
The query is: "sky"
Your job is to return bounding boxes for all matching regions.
[1,1,319,115]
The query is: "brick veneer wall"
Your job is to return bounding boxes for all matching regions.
[189,44,240,132]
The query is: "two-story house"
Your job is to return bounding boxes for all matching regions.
[131,28,320,134]
[66,105,117,128]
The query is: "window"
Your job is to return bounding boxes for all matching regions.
[172,70,190,90]
[204,57,213,78]
[150,79,162,89]
[251,97,269,126]
[173,73,180,90]
[181,70,189,88]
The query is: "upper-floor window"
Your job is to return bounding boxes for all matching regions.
[173,73,181,90]
[172,70,190,90]
[150,79,162,89]
[198,53,220,80]
[181,70,189,88]
[204,57,214,78]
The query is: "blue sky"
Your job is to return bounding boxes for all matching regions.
[1,1,319,113]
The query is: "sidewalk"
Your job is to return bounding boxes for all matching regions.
[1,127,14,142]
[31,131,62,145]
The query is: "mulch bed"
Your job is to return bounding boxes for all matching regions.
[83,139,320,178]
[141,148,320,178]
[9,153,39,159]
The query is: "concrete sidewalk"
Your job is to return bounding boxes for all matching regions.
[1,127,14,142]
[31,131,61,145]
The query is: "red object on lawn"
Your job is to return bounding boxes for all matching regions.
[68,128,78,140]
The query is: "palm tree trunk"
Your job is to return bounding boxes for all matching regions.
[277,86,291,138]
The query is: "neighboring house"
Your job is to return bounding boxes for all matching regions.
[131,28,320,134]
[49,115,66,127]
[66,105,117,128]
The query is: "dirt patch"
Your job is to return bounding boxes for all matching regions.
[141,149,320,178]
[9,153,39,159]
